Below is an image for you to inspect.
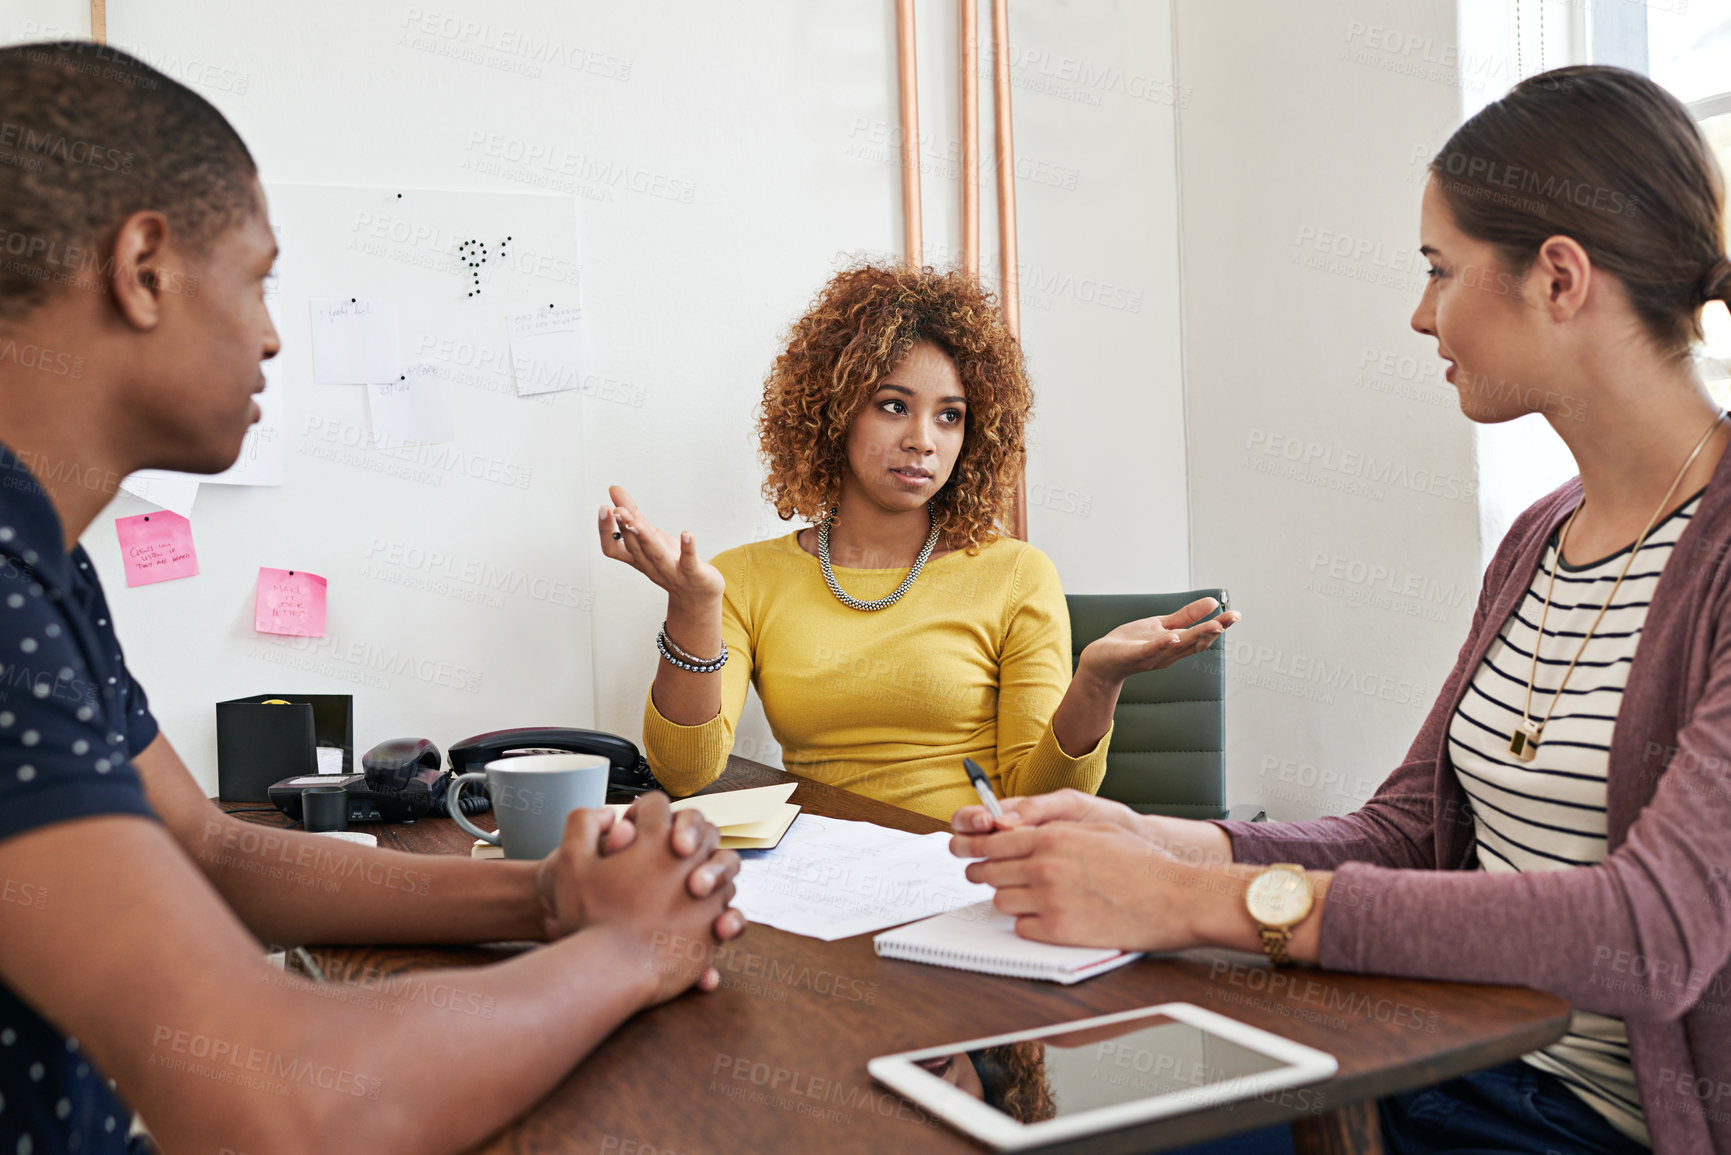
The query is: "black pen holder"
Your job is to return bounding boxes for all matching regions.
[302,786,351,832]
[215,693,354,802]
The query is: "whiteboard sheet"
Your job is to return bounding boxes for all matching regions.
[84,184,595,795]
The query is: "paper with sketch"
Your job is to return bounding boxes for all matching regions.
[505,306,592,396]
[207,354,287,485]
[119,470,199,518]
[130,295,286,489]
[124,370,283,489]
[309,298,402,384]
[264,223,285,302]
[206,296,288,485]
[730,814,994,941]
[115,511,199,587]
[366,361,455,449]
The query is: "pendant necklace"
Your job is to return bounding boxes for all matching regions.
[1511,413,1723,762]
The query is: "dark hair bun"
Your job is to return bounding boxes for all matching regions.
[1702,256,1731,306]
[1431,65,1727,353]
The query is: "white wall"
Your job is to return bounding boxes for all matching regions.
[0,1,1189,792]
[1174,0,1486,819]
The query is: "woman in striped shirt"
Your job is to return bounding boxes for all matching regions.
[951,65,1731,1154]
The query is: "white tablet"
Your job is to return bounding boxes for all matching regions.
[867,1002,1337,1152]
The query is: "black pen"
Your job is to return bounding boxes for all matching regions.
[962,758,1003,822]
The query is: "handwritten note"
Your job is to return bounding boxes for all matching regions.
[309,299,402,385]
[254,567,327,637]
[366,361,455,449]
[114,512,199,587]
[505,307,592,397]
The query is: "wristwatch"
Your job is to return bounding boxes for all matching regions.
[1244,863,1314,966]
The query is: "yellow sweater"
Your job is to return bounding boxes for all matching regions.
[642,531,1110,820]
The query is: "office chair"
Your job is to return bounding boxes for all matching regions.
[1066,590,1264,821]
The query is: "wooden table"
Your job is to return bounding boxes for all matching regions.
[229,758,1568,1154]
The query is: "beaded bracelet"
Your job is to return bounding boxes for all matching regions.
[657,624,728,674]
[660,622,714,665]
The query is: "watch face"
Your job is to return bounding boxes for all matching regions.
[1246,868,1310,925]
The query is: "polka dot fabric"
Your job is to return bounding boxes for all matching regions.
[0,448,159,1154]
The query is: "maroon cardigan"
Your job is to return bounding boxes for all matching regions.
[1216,454,1731,1154]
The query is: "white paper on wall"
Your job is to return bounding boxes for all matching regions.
[118,471,199,518]
[366,361,456,449]
[201,297,288,486]
[506,306,592,397]
[309,298,403,385]
[92,182,592,801]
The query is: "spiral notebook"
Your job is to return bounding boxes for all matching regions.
[872,900,1142,984]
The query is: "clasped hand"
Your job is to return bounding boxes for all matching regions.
[535,793,746,1002]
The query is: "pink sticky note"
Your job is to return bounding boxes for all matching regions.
[115,512,200,587]
[254,567,327,637]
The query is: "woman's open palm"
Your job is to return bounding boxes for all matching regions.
[597,485,725,603]
[1083,596,1239,681]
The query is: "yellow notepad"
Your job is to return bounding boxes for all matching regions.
[472,783,802,857]
[612,783,800,849]
[715,802,802,849]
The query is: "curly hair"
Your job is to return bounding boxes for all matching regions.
[977,1042,1056,1123]
[755,263,1031,554]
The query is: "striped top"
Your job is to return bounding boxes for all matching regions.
[1448,489,1703,1149]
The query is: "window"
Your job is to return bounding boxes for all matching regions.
[1648,5,1731,405]
[1648,5,1731,106]
[1472,2,1731,566]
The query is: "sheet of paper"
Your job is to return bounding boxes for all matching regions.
[314,831,377,846]
[366,361,455,449]
[205,354,286,485]
[114,511,199,587]
[119,470,199,518]
[264,223,285,302]
[205,297,288,486]
[119,357,283,491]
[138,259,287,489]
[309,298,402,385]
[254,567,328,637]
[506,306,592,396]
[316,748,346,775]
[730,814,995,941]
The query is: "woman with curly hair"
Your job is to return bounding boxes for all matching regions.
[597,264,1237,820]
[914,1041,1056,1123]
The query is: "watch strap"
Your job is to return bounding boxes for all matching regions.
[1258,924,1294,967]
